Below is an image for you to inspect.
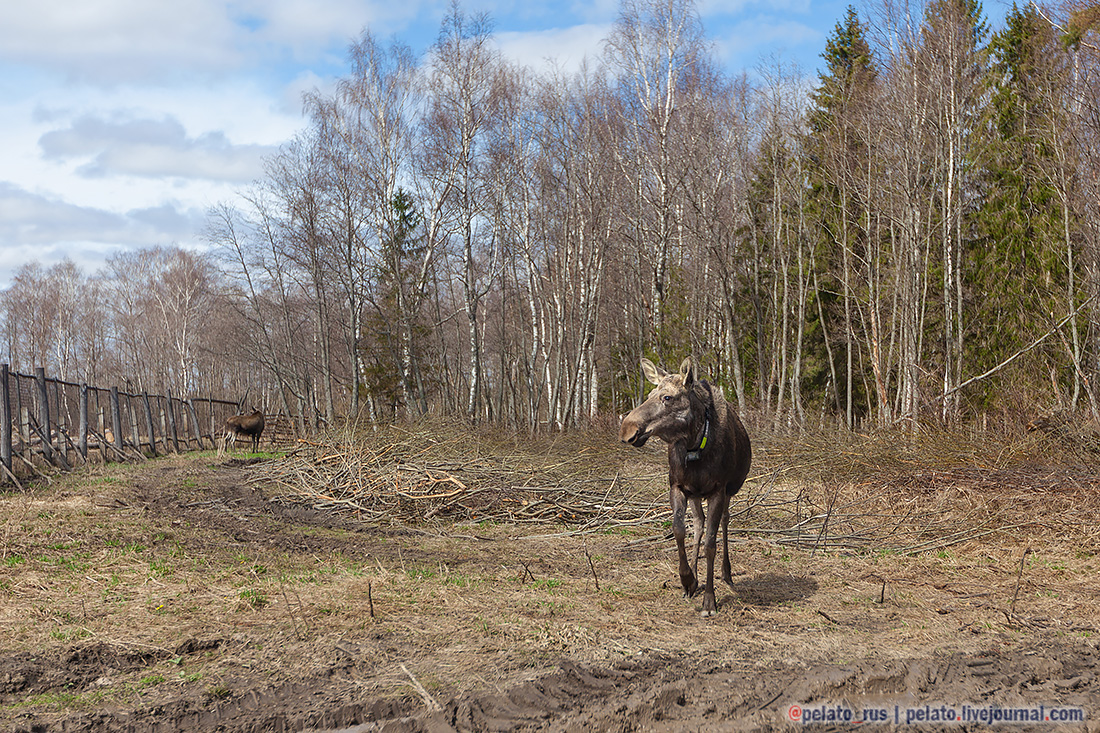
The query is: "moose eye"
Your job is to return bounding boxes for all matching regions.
[662,394,672,402]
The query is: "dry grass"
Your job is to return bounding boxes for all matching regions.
[1,421,1099,729]
[748,422,1100,554]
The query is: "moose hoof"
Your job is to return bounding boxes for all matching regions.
[680,578,698,599]
[701,596,717,618]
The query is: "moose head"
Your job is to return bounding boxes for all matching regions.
[620,357,708,450]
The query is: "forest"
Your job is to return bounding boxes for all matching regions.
[3,0,1099,433]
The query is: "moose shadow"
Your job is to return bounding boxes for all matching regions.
[728,572,818,606]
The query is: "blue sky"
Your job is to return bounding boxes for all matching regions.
[0,0,853,289]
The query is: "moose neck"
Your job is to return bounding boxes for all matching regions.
[684,394,711,462]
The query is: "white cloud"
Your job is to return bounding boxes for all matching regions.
[0,182,211,286]
[494,24,610,75]
[0,242,123,290]
[127,203,208,239]
[283,70,336,115]
[0,76,307,222]
[567,0,618,25]
[0,0,842,295]
[244,0,383,49]
[0,1,420,85]
[0,182,124,243]
[0,1,241,83]
[711,16,822,71]
[38,115,275,183]
[698,0,812,17]
[0,182,204,245]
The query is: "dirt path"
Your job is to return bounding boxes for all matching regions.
[1,453,1097,731]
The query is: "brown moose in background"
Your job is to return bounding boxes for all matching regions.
[620,357,752,617]
[223,409,265,453]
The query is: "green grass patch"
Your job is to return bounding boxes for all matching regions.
[238,589,269,609]
[149,559,173,577]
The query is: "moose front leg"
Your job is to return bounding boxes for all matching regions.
[670,487,697,598]
[689,495,704,584]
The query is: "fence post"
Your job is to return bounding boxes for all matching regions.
[1,364,11,480]
[35,367,54,465]
[54,378,63,450]
[208,397,216,446]
[186,400,204,449]
[181,399,193,449]
[128,397,140,454]
[141,393,157,457]
[110,387,124,459]
[20,407,29,459]
[166,395,180,453]
[184,399,194,449]
[78,383,89,460]
[15,378,26,460]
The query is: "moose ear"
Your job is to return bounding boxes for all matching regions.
[679,357,695,386]
[641,358,665,385]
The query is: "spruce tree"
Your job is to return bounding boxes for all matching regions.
[969,2,1068,404]
[362,188,429,417]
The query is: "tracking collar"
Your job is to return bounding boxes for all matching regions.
[686,413,711,462]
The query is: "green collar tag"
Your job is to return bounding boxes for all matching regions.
[686,417,710,462]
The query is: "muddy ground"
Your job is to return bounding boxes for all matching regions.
[1,445,1098,732]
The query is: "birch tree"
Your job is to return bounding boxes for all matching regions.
[605,0,706,357]
[921,0,987,419]
[421,2,504,419]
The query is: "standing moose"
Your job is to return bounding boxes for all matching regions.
[620,357,751,617]
[223,409,265,453]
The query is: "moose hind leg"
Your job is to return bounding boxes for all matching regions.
[721,504,734,587]
[721,479,742,587]
[700,493,731,618]
[670,488,697,598]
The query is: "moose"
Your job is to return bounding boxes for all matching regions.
[620,357,751,617]
[223,409,265,453]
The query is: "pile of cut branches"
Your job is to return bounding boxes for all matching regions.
[248,423,667,535]
[247,422,1100,550]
